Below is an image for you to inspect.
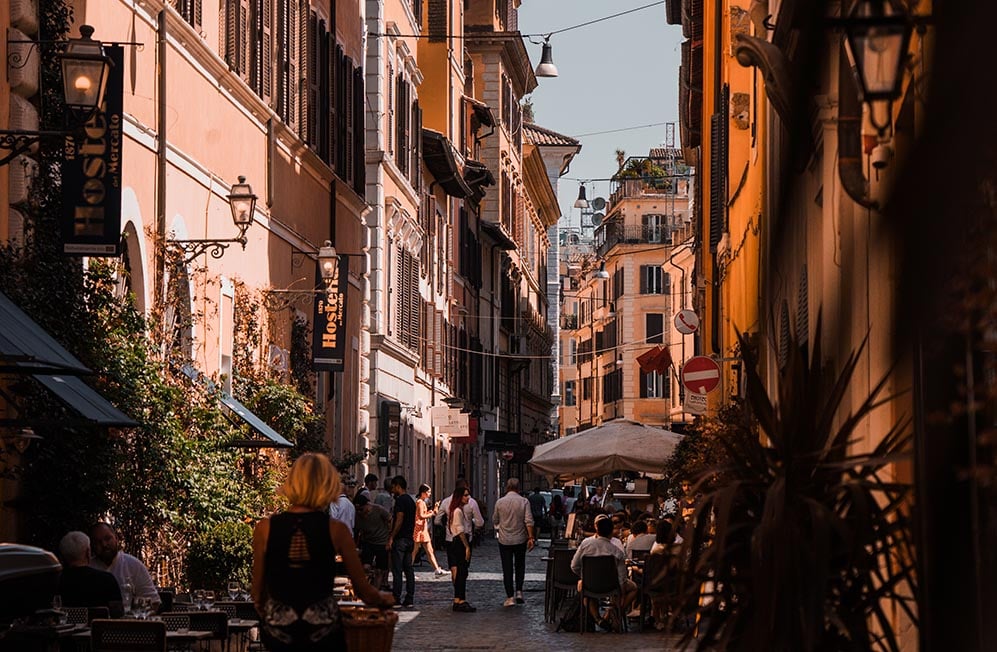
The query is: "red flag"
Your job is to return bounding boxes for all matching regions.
[653,345,674,374]
[636,346,662,373]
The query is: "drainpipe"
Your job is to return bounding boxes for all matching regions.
[155,11,167,313]
[711,0,724,356]
[837,44,877,210]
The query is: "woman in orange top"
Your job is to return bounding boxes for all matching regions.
[411,484,446,575]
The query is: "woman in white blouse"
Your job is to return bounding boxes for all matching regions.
[445,487,476,612]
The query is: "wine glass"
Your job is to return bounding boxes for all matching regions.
[227,581,241,601]
[202,591,215,611]
[133,597,150,620]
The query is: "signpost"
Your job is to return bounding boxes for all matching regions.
[681,356,721,395]
[674,309,700,334]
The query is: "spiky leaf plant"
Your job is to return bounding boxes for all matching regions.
[672,321,917,651]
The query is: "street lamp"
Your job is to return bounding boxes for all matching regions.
[168,176,258,263]
[841,0,913,134]
[535,37,559,78]
[261,240,344,311]
[0,25,114,166]
[573,183,589,209]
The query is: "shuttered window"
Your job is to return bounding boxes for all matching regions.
[640,265,664,294]
[276,0,298,131]
[428,0,447,42]
[224,0,251,78]
[395,77,409,174]
[640,370,669,398]
[709,84,729,252]
[646,313,664,344]
[251,0,273,103]
[354,67,366,195]
[305,12,320,146]
[410,100,422,190]
[177,0,202,31]
[395,248,421,353]
[797,265,809,349]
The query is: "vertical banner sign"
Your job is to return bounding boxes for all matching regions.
[312,255,350,371]
[378,400,401,467]
[61,45,124,256]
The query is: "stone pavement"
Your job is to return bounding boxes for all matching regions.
[390,537,684,651]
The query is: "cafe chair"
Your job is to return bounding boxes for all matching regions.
[215,600,258,619]
[187,610,228,650]
[579,555,626,635]
[160,613,190,632]
[547,548,579,623]
[90,618,166,652]
[64,606,89,625]
[214,603,237,618]
[639,552,678,633]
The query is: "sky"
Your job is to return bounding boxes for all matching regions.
[518,0,684,228]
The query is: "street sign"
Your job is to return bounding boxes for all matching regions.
[674,309,700,334]
[684,391,708,415]
[681,356,721,394]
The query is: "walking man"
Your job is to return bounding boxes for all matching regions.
[386,475,416,607]
[492,478,535,607]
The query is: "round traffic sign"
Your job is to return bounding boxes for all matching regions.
[674,309,700,334]
[681,356,721,394]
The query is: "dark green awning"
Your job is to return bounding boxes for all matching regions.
[33,375,138,427]
[0,292,91,375]
[180,365,293,449]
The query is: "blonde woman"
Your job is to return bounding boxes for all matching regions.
[252,453,393,651]
[412,484,446,576]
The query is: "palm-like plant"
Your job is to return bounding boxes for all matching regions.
[672,322,917,651]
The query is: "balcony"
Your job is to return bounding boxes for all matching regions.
[595,223,672,257]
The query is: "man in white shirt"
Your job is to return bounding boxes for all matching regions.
[329,483,357,533]
[570,514,638,630]
[89,523,161,612]
[491,478,535,607]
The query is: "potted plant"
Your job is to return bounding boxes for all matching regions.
[670,322,917,650]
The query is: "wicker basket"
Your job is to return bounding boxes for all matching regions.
[341,606,398,652]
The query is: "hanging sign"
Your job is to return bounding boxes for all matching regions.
[378,400,401,466]
[674,309,700,334]
[440,411,470,437]
[684,391,708,415]
[312,255,350,371]
[61,45,124,256]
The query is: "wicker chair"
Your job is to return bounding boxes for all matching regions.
[64,606,89,625]
[579,555,625,634]
[89,619,166,651]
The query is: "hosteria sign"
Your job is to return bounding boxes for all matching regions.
[312,255,350,371]
[61,45,123,256]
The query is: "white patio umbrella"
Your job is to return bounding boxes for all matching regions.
[528,420,683,478]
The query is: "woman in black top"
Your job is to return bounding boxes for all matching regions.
[252,453,393,651]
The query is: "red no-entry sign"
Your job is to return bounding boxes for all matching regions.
[681,356,721,394]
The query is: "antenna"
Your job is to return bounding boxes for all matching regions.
[666,122,675,149]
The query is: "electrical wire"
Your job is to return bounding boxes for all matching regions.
[368,1,665,40]
[571,121,672,138]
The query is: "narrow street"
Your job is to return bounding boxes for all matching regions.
[391,537,683,651]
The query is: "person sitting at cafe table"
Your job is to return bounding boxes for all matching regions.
[89,522,161,612]
[570,514,638,631]
[624,520,656,559]
[353,493,392,590]
[58,531,123,616]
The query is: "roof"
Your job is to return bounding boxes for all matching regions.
[524,123,580,148]
[648,147,683,160]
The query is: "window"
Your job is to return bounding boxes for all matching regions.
[568,338,577,365]
[613,267,625,300]
[177,0,202,31]
[603,370,623,403]
[395,247,422,352]
[640,265,665,294]
[646,313,664,344]
[582,377,592,401]
[640,370,669,398]
[642,214,669,243]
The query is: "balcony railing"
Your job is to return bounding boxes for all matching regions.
[595,223,673,257]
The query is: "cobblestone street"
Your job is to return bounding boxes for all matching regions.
[390,538,683,651]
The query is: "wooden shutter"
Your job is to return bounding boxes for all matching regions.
[386,63,394,154]
[305,12,319,147]
[354,66,365,195]
[344,56,355,186]
[395,77,407,173]
[180,0,202,30]
[411,99,422,189]
[797,265,809,348]
[298,0,309,136]
[239,0,251,81]
[319,26,331,161]
[428,0,447,42]
[255,0,273,104]
[326,27,338,167]
[709,84,729,252]
[434,311,443,374]
[225,0,239,70]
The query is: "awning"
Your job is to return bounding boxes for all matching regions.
[480,220,517,250]
[34,375,138,427]
[180,365,293,449]
[0,291,91,375]
[463,96,495,128]
[422,129,473,198]
[463,159,495,200]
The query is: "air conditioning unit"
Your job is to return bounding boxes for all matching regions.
[8,29,40,97]
[9,94,39,155]
[9,156,38,206]
[11,0,39,36]
[7,208,27,248]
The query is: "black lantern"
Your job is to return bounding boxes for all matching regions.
[573,183,589,209]
[843,0,912,124]
[226,176,258,241]
[60,25,112,112]
[535,38,558,78]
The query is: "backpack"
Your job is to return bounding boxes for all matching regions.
[555,594,591,633]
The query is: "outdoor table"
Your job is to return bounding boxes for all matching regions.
[71,626,213,644]
[227,618,259,651]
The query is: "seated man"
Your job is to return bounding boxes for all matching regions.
[570,514,638,630]
[58,531,123,616]
[624,520,657,559]
[89,522,161,612]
